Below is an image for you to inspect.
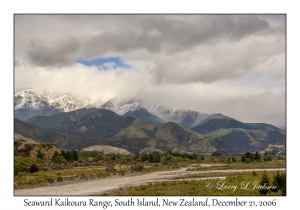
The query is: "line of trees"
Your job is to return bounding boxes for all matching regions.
[51,150,78,163]
[241,151,261,163]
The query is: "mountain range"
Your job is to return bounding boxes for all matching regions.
[14,89,229,129]
[14,89,286,154]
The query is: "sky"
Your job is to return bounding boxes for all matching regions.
[14,14,286,128]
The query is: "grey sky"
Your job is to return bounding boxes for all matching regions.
[14,15,286,128]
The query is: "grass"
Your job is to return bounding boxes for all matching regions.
[187,160,285,171]
[14,166,109,189]
[101,171,285,196]
[14,157,285,190]
[173,171,257,179]
[14,161,187,189]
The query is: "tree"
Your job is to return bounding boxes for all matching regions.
[272,171,286,195]
[259,171,270,195]
[271,171,281,192]
[36,149,44,159]
[280,173,286,196]
[112,154,116,160]
[64,151,72,162]
[254,151,261,161]
[149,154,154,162]
[153,154,161,163]
[71,150,78,161]
[51,151,59,161]
[61,150,65,158]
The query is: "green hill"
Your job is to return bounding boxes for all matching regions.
[25,108,98,133]
[15,109,285,154]
[191,119,256,134]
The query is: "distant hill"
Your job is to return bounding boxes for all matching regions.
[14,133,38,143]
[245,123,283,132]
[196,113,232,126]
[14,118,49,142]
[123,109,166,124]
[15,108,285,154]
[14,133,60,159]
[15,111,222,154]
[25,108,98,133]
[65,109,136,138]
[192,119,286,153]
[81,145,130,155]
[191,118,255,134]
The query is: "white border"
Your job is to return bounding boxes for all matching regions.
[3,0,299,209]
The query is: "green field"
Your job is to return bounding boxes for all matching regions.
[101,171,285,196]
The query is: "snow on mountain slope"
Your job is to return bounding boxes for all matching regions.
[14,89,102,120]
[46,92,102,112]
[145,104,213,128]
[14,89,51,110]
[14,90,61,120]
[14,89,219,128]
[117,98,145,115]
[99,98,146,115]
[99,98,213,128]
[99,100,115,112]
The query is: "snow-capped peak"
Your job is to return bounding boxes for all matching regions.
[14,89,102,113]
[117,98,145,115]
[14,89,50,110]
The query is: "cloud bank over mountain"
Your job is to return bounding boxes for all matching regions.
[14,15,286,128]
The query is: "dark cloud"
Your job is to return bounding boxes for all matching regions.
[16,15,273,68]
[82,29,162,59]
[138,15,269,50]
[26,36,80,67]
[230,16,270,40]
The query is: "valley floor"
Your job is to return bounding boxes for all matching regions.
[14,164,285,196]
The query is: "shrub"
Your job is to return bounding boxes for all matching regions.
[245,158,252,163]
[263,157,272,162]
[14,162,20,176]
[29,164,39,173]
[14,157,34,172]
[241,155,246,162]
[104,156,111,161]
[161,155,177,165]
[105,165,116,172]
[94,154,105,161]
[130,164,144,171]
[52,155,68,164]
[175,157,189,162]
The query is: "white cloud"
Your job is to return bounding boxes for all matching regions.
[14,14,286,128]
